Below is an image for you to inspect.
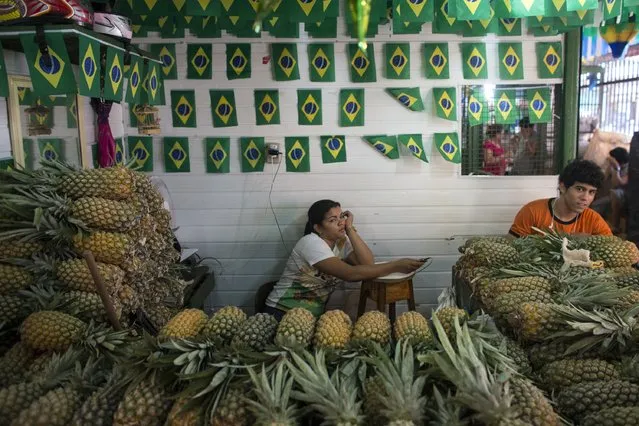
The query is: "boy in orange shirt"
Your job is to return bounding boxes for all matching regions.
[509,159,612,237]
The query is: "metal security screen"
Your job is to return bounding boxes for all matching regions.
[461,84,563,176]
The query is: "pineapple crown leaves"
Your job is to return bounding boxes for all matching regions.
[428,386,469,426]
[555,281,634,310]
[361,341,427,424]
[244,362,299,425]
[149,338,218,377]
[287,349,364,425]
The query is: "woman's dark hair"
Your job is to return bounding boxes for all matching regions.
[486,124,502,138]
[559,159,604,189]
[609,147,630,165]
[304,199,341,235]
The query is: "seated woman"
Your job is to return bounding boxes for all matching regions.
[482,124,506,176]
[264,200,425,319]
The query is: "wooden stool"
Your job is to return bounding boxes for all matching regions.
[356,277,416,323]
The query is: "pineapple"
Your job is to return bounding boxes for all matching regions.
[275,307,316,348]
[72,231,134,266]
[528,341,590,369]
[245,363,298,426]
[556,380,639,421]
[133,171,165,214]
[503,338,532,375]
[582,406,639,426]
[71,197,142,232]
[312,309,352,350]
[393,311,433,345]
[20,311,86,352]
[144,304,176,330]
[24,352,57,381]
[459,236,511,253]
[540,358,620,390]
[0,263,33,294]
[153,208,173,231]
[362,376,387,426]
[113,378,172,426]
[432,307,468,338]
[582,235,623,250]
[60,290,122,323]
[202,305,247,343]
[166,397,203,426]
[56,166,135,200]
[231,313,278,351]
[0,240,42,259]
[507,302,565,342]
[351,311,391,346]
[465,240,520,266]
[159,309,208,339]
[56,258,125,293]
[481,276,552,309]
[211,386,251,426]
[592,240,639,267]
[618,290,639,309]
[287,350,364,426]
[509,378,561,426]
[69,381,127,426]
[12,385,83,425]
[117,284,140,313]
[615,273,639,287]
[0,342,37,385]
[0,293,27,324]
[489,290,553,322]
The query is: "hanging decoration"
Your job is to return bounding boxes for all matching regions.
[599,19,639,59]
[321,136,347,163]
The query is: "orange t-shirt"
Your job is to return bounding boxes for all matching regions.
[509,198,612,237]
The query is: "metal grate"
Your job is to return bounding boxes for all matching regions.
[579,57,639,138]
[461,84,563,176]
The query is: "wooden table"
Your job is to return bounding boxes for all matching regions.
[357,277,416,323]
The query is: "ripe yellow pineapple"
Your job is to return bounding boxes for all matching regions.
[57,166,134,200]
[489,290,554,322]
[117,284,140,313]
[20,311,86,352]
[113,378,172,425]
[72,231,134,266]
[393,311,432,345]
[0,263,33,294]
[592,240,639,267]
[508,302,565,342]
[153,208,173,231]
[132,171,165,214]
[432,307,468,338]
[275,307,316,348]
[540,359,620,390]
[71,197,142,232]
[313,309,352,350]
[482,276,552,309]
[202,305,247,343]
[56,258,125,293]
[351,311,391,346]
[159,309,208,339]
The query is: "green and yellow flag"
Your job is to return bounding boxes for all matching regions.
[210,90,238,127]
[103,46,124,101]
[308,44,335,82]
[494,0,544,17]
[78,34,100,97]
[467,89,487,126]
[394,0,435,22]
[20,33,76,95]
[435,132,460,163]
[385,87,424,111]
[240,137,265,172]
[255,90,280,125]
[128,136,153,172]
[226,44,251,79]
[526,87,551,123]
[363,135,400,159]
[321,135,347,163]
[285,0,324,22]
[567,0,597,11]
[0,157,13,171]
[305,19,338,38]
[537,42,563,78]
[171,90,197,128]
[38,138,63,162]
[494,89,518,124]
[164,137,190,172]
[114,138,125,166]
[186,0,221,15]
[297,89,322,126]
[423,43,450,79]
[187,43,212,79]
[285,137,310,172]
[271,43,300,81]
[497,17,522,35]
[205,137,230,173]
[132,0,168,17]
[393,2,425,34]
[339,89,364,127]
[433,87,457,121]
[398,134,428,162]
[348,44,376,83]
[150,43,178,80]
[144,62,165,106]
[603,0,623,19]
[461,43,488,79]
[66,96,77,129]
[264,17,300,38]
[498,42,524,80]
[385,43,410,79]
[433,0,462,33]
[450,0,491,20]
[125,55,143,104]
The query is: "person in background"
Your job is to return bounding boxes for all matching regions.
[482,124,506,176]
[264,200,425,320]
[511,117,547,175]
[591,147,629,232]
[509,159,612,237]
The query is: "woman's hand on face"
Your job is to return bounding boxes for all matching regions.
[342,210,354,229]
[393,258,425,273]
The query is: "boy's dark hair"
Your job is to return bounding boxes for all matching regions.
[304,199,341,235]
[609,147,630,165]
[519,117,533,129]
[559,159,604,189]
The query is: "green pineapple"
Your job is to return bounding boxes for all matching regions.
[556,380,639,421]
[0,342,37,385]
[582,406,639,426]
[13,386,84,426]
[231,313,278,351]
[540,358,620,390]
